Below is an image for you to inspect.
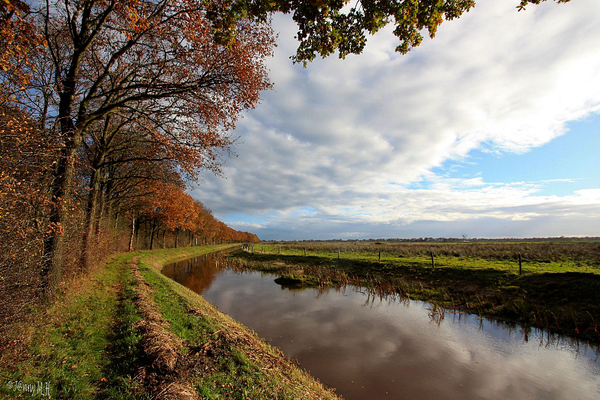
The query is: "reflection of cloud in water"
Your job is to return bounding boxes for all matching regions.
[178,267,600,400]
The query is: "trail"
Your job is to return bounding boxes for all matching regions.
[130,256,198,399]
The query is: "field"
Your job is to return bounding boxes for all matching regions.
[247,240,600,273]
[230,240,600,344]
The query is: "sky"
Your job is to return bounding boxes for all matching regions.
[190,0,600,241]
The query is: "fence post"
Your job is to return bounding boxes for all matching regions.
[378,251,381,262]
[518,253,522,276]
[431,251,435,269]
[338,249,340,259]
[304,248,306,256]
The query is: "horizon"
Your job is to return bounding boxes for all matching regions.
[254,236,600,243]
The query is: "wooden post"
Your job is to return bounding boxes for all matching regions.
[278,246,281,254]
[431,251,435,269]
[378,251,381,262]
[338,249,340,259]
[518,253,522,276]
[261,246,264,253]
[304,248,306,256]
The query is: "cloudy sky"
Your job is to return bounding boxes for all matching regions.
[191,0,600,241]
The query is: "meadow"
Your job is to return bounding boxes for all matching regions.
[248,240,600,274]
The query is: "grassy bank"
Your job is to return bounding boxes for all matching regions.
[232,241,600,344]
[0,245,340,400]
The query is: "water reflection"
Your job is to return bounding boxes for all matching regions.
[163,254,600,400]
[161,253,223,293]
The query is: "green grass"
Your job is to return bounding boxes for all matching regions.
[250,241,600,275]
[232,242,600,344]
[0,244,340,399]
[137,248,340,400]
[0,252,145,399]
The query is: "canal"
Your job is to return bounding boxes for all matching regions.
[162,251,600,400]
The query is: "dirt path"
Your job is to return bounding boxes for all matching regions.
[130,256,199,400]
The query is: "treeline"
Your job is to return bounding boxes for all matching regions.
[131,182,260,251]
[1,1,266,331]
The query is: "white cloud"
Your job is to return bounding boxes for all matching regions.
[192,0,600,240]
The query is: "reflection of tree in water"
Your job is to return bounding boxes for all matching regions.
[162,252,228,294]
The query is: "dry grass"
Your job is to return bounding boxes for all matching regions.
[140,249,342,400]
[272,240,600,268]
[129,256,197,400]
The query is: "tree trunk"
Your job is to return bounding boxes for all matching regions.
[150,222,157,250]
[94,176,107,239]
[39,25,88,295]
[39,130,84,295]
[79,165,102,270]
[98,172,115,237]
[113,204,120,230]
[129,215,136,252]
[135,219,140,249]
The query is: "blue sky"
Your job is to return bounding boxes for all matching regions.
[432,113,600,196]
[190,0,600,240]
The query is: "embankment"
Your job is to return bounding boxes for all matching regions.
[0,245,341,400]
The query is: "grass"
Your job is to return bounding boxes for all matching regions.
[0,252,144,399]
[232,241,600,344]
[138,247,340,400]
[248,241,600,274]
[0,244,339,399]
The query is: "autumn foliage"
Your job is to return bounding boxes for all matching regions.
[1,0,264,334]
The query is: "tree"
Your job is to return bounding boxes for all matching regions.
[517,0,572,12]
[0,1,44,88]
[20,0,274,294]
[208,0,572,64]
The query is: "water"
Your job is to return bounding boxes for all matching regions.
[162,252,600,400]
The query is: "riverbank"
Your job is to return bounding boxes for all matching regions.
[0,245,341,399]
[230,242,600,344]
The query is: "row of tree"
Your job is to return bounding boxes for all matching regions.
[1,0,270,303]
[1,1,265,333]
[132,181,260,251]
